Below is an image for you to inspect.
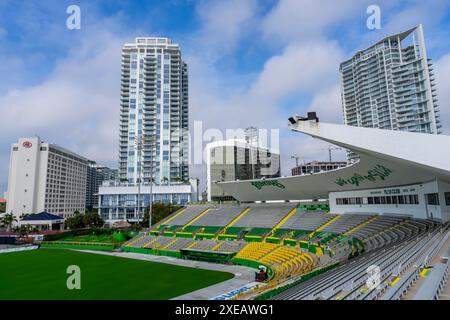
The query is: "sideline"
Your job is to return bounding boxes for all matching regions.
[0,244,38,254]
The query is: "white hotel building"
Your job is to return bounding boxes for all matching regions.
[6,137,90,219]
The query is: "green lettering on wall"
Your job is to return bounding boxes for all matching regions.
[250,179,286,190]
[334,164,393,187]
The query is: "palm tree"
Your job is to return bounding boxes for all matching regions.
[14,224,33,237]
[19,213,30,221]
[0,213,17,232]
[175,176,185,184]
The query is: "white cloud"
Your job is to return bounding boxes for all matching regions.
[192,0,257,59]
[262,0,366,44]
[0,28,126,193]
[382,0,450,36]
[306,85,342,123]
[250,41,344,99]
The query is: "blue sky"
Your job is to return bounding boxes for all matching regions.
[1,0,450,194]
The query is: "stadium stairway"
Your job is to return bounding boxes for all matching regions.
[143,236,160,248]
[123,234,145,247]
[217,207,251,238]
[344,215,379,237]
[308,214,341,239]
[211,242,224,251]
[155,207,187,228]
[266,207,298,240]
[181,208,211,231]
[161,238,179,250]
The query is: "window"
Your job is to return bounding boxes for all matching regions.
[335,197,363,205]
[445,192,450,206]
[426,193,440,205]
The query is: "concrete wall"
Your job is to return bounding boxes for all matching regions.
[329,180,450,222]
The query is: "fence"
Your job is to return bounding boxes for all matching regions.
[40,241,117,251]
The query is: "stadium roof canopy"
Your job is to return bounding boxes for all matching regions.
[217,119,450,202]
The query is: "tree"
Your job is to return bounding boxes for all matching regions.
[131,223,142,232]
[65,212,103,230]
[142,202,182,227]
[0,213,17,232]
[65,213,85,230]
[19,213,30,220]
[13,224,34,237]
[82,212,104,228]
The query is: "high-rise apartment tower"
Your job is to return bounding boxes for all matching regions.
[119,37,189,185]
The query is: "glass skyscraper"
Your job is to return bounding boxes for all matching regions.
[119,37,189,185]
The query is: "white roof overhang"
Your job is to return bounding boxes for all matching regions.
[217,121,450,202]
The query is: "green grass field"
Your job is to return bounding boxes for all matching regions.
[0,248,234,299]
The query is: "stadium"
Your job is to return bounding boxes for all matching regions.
[2,114,448,301]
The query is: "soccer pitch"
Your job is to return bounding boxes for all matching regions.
[0,248,234,299]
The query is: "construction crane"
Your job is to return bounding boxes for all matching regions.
[291,154,302,167]
[321,145,342,162]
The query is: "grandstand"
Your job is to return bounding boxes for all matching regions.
[191,205,246,227]
[272,220,448,300]
[160,205,211,227]
[233,203,297,229]
[321,214,373,234]
[281,211,338,231]
[121,200,450,301]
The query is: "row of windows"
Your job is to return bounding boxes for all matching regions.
[336,194,420,205]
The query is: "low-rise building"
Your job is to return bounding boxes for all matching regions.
[206,138,280,202]
[98,179,198,225]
